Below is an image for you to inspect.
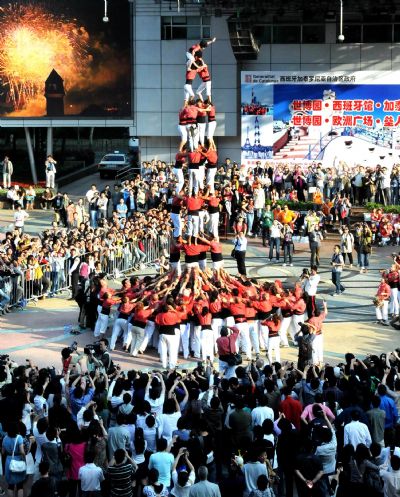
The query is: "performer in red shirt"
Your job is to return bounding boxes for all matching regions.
[196,63,212,102]
[209,236,224,274]
[204,148,218,194]
[170,192,184,239]
[205,98,217,150]
[130,301,154,357]
[155,304,181,369]
[216,326,240,378]
[374,277,391,326]
[110,296,135,351]
[262,313,281,364]
[94,292,120,339]
[186,37,216,64]
[307,300,328,366]
[188,147,201,193]
[185,192,202,237]
[196,100,208,147]
[173,151,186,193]
[252,293,273,351]
[229,297,251,360]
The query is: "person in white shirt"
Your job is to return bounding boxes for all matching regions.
[343,410,372,448]
[86,184,99,204]
[171,448,195,497]
[251,396,274,427]
[303,265,321,318]
[45,155,57,188]
[380,454,400,497]
[144,373,166,416]
[13,205,29,231]
[78,450,104,496]
[234,231,247,276]
[77,401,99,430]
[269,220,283,262]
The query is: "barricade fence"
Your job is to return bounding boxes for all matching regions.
[0,237,169,310]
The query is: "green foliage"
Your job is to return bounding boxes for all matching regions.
[365,202,400,214]
[266,199,319,211]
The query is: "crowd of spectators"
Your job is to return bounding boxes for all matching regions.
[0,337,398,497]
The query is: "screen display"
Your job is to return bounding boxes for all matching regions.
[0,0,131,118]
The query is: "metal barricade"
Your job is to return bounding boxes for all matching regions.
[6,236,170,308]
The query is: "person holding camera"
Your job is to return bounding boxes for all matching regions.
[331,245,345,297]
[67,371,96,422]
[45,155,57,189]
[171,448,196,497]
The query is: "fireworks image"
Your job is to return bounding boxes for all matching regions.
[0,0,131,117]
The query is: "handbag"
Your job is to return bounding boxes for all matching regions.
[9,437,26,473]
[225,335,242,366]
[231,240,238,258]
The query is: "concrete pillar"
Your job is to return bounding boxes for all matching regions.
[46,127,53,157]
[24,127,37,184]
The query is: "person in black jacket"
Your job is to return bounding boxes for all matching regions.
[30,461,58,497]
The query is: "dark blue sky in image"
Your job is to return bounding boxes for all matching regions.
[274,84,400,122]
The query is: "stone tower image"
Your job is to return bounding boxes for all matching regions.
[45,69,65,116]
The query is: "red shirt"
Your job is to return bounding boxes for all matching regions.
[186,197,202,211]
[182,244,202,256]
[155,310,180,327]
[188,150,201,165]
[262,319,280,337]
[307,311,327,335]
[280,396,303,430]
[292,299,306,315]
[134,308,154,324]
[210,241,222,253]
[229,302,246,319]
[377,282,391,300]
[216,328,239,356]
[252,299,273,314]
[206,150,218,165]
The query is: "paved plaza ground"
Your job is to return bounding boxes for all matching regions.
[0,173,398,371]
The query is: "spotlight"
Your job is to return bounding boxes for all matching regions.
[338,34,345,42]
[103,16,109,22]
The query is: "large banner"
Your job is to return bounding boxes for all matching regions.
[241,71,400,168]
[0,0,131,118]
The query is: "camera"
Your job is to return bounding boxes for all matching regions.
[84,342,101,356]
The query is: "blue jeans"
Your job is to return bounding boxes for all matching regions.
[360,252,369,268]
[269,237,280,260]
[247,212,254,234]
[283,243,293,263]
[89,210,98,228]
[332,271,345,294]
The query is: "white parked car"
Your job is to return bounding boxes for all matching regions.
[98,151,130,178]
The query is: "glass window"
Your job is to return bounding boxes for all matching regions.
[202,27,211,38]
[342,24,362,43]
[302,25,325,43]
[172,16,187,24]
[363,24,392,42]
[186,16,200,25]
[172,27,187,39]
[394,24,400,42]
[187,26,202,39]
[273,25,301,43]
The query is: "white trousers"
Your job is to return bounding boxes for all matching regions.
[130,325,145,356]
[236,322,251,360]
[208,212,219,237]
[178,124,188,140]
[199,258,207,271]
[198,122,207,146]
[188,125,199,151]
[191,324,202,358]
[187,214,199,237]
[170,261,182,276]
[259,324,269,350]
[94,313,109,337]
[188,168,200,194]
[206,168,217,193]
[312,334,324,365]
[376,301,389,322]
[46,171,55,188]
[110,318,128,350]
[139,321,155,352]
[279,317,291,346]
[290,314,305,341]
[207,121,217,140]
[173,168,185,193]
[196,80,212,98]
[248,321,260,354]
[200,328,214,361]
[268,336,281,364]
[179,323,190,359]
[124,323,133,349]
[184,83,194,101]
[212,260,224,271]
[390,288,399,315]
[159,331,179,369]
[198,165,205,190]
[170,213,182,238]
[3,173,11,188]
[211,318,223,354]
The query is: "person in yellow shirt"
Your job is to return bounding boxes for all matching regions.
[278,204,298,227]
[312,188,323,205]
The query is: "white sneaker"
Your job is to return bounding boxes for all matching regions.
[282,263,287,266]
[290,263,293,266]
